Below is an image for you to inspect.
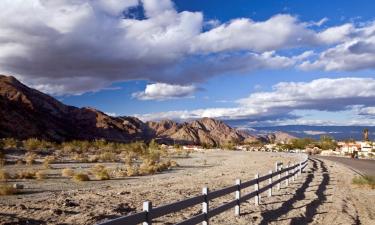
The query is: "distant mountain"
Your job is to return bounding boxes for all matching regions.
[0,75,295,145]
[252,125,374,141]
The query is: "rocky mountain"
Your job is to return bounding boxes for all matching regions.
[147,118,252,146]
[0,75,295,145]
[0,75,148,142]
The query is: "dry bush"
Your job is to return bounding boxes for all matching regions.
[139,160,157,175]
[91,164,110,180]
[72,172,90,182]
[112,167,127,178]
[170,160,179,167]
[43,156,56,169]
[88,154,99,163]
[0,184,17,195]
[25,153,37,165]
[2,138,18,149]
[91,164,105,173]
[0,169,11,181]
[99,152,117,162]
[61,168,75,177]
[94,169,110,180]
[72,153,89,163]
[35,170,46,180]
[126,165,139,176]
[17,171,36,179]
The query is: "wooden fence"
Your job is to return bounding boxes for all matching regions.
[98,156,308,225]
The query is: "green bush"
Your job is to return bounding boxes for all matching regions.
[352,175,375,189]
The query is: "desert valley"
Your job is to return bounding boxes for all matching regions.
[1,1,375,225]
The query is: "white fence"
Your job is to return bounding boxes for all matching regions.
[98,156,309,225]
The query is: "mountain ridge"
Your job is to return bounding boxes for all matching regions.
[0,75,295,145]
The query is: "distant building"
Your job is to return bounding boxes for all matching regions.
[183,145,203,151]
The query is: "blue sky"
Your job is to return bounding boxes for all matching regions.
[1,0,375,127]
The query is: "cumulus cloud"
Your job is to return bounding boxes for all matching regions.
[132,83,197,100]
[136,77,375,123]
[300,22,375,71]
[0,0,366,95]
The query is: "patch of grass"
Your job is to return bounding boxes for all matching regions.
[0,184,17,195]
[0,169,11,181]
[61,168,75,177]
[72,173,90,182]
[352,175,375,189]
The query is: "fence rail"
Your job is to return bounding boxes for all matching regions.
[98,156,308,225]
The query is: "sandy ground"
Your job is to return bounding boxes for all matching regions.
[0,151,374,225]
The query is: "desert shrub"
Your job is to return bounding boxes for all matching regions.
[2,138,19,149]
[170,160,179,167]
[16,159,24,165]
[352,175,375,189]
[61,168,75,177]
[99,152,117,162]
[0,169,11,181]
[88,154,100,163]
[23,138,42,151]
[72,173,90,182]
[43,156,55,168]
[25,153,37,165]
[126,165,139,176]
[139,159,158,175]
[35,170,46,180]
[91,164,105,173]
[0,184,17,195]
[0,152,5,167]
[72,153,89,163]
[90,164,110,180]
[123,152,137,166]
[94,169,110,180]
[17,171,36,179]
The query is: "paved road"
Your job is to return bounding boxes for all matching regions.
[315,156,375,176]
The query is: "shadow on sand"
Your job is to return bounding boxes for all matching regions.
[258,157,332,225]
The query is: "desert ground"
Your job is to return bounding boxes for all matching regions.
[0,150,374,225]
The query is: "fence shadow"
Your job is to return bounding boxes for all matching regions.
[289,158,331,224]
[258,158,320,225]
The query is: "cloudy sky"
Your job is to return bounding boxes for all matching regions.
[1,0,375,127]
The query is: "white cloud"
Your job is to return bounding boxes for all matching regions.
[132,83,197,100]
[0,0,366,95]
[300,22,375,71]
[136,77,375,124]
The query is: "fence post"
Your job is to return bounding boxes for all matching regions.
[143,201,152,225]
[202,187,209,225]
[268,170,272,197]
[254,173,259,205]
[278,164,282,190]
[286,164,290,186]
[235,179,241,216]
[292,163,295,182]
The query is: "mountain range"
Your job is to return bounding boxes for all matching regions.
[0,75,295,146]
[250,125,373,141]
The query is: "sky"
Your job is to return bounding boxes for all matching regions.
[1,0,375,127]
